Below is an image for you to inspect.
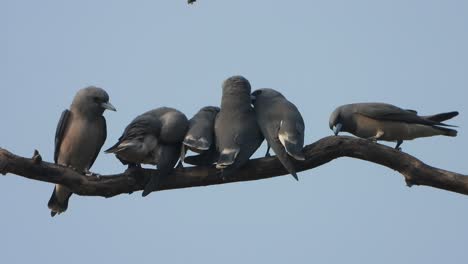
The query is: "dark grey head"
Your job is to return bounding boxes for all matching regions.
[329,106,344,136]
[251,88,285,106]
[71,86,116,116]
[222,75,251,96]
[199,106,220,114]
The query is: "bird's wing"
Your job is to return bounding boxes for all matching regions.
[54,109,71,164]
[423,111,459,123]
[89,116,107,169]
[356,103,452,127]
[278,118,305,161]
[105,115,160,153]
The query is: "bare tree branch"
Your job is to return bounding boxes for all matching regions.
[1,136,467,197]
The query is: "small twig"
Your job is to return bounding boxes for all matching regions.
[32,149,42,164]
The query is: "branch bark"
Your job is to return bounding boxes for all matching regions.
[1,136,467,197]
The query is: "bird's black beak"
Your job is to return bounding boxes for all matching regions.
[101,102,117,111]
[250,95,256,105]
[333,123,342,136]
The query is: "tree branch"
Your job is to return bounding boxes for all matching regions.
[1,136,467,197]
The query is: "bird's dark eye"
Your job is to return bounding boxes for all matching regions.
[93,97,101,103]
[252,90,262,96]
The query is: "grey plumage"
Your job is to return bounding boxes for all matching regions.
[105,107,188,196]
[214,76,264,178]
[252,88,305,181]
[105,114,161,166]
[181,106,220,166]
[329,102,458,149]
[184,106,220,152]
[48,86,116,216]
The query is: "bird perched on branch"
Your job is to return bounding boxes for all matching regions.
[252,88,305,181]
[105,107,188,196]
[214,76,264,179]
[48,86,116,216]
[181,106,220,166]
[329,102,458,149]
[184,106,219,153]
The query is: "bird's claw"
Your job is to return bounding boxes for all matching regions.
[67,165,80,172]
[84,170,100,178]
[216,170,227,181]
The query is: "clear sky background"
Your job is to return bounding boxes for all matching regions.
[2,1,468,263]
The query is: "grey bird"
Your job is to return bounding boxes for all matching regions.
[184,106,220,153]
[215,76,264,178]
[48,86,116,217]
[105,107,188,196]
[329,102,458,149]
[181,106,220,166]
[252,88,305,181]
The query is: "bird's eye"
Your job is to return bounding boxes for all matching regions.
[252,90,262,96]
[93,97,101,103]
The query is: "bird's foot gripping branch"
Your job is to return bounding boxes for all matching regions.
[1,136,468,199]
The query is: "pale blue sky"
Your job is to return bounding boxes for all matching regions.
[2,1,468,263]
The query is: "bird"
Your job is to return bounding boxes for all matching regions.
[329,102,458,149]
[214,75,264,178]
[183,106,220,153]
[48,86,116,217]
[181,106,220,166]
[251,88,305,181]
[104,113,161,167]
[105,107,188,196]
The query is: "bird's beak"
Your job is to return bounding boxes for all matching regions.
[101,102,117,111]
[333,123,342,136]
[250,95,256,105]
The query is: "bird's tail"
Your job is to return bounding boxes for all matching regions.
[48,185,72,217]
[183,136,210,151]
[435,126,458,137]
[424,111,459,123]
[270,140,300,181]
[216,148,239,169]
[142,175,161,197]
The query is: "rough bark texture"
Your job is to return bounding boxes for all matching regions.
[1,136,467,197]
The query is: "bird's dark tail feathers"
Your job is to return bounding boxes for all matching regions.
[271,140,300,181]
[435,126,458,137]
[47,186,72,217]
[216,149,239,169]
[142,176,160,197]
[183,137,210,151]
[425,111,459,123]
